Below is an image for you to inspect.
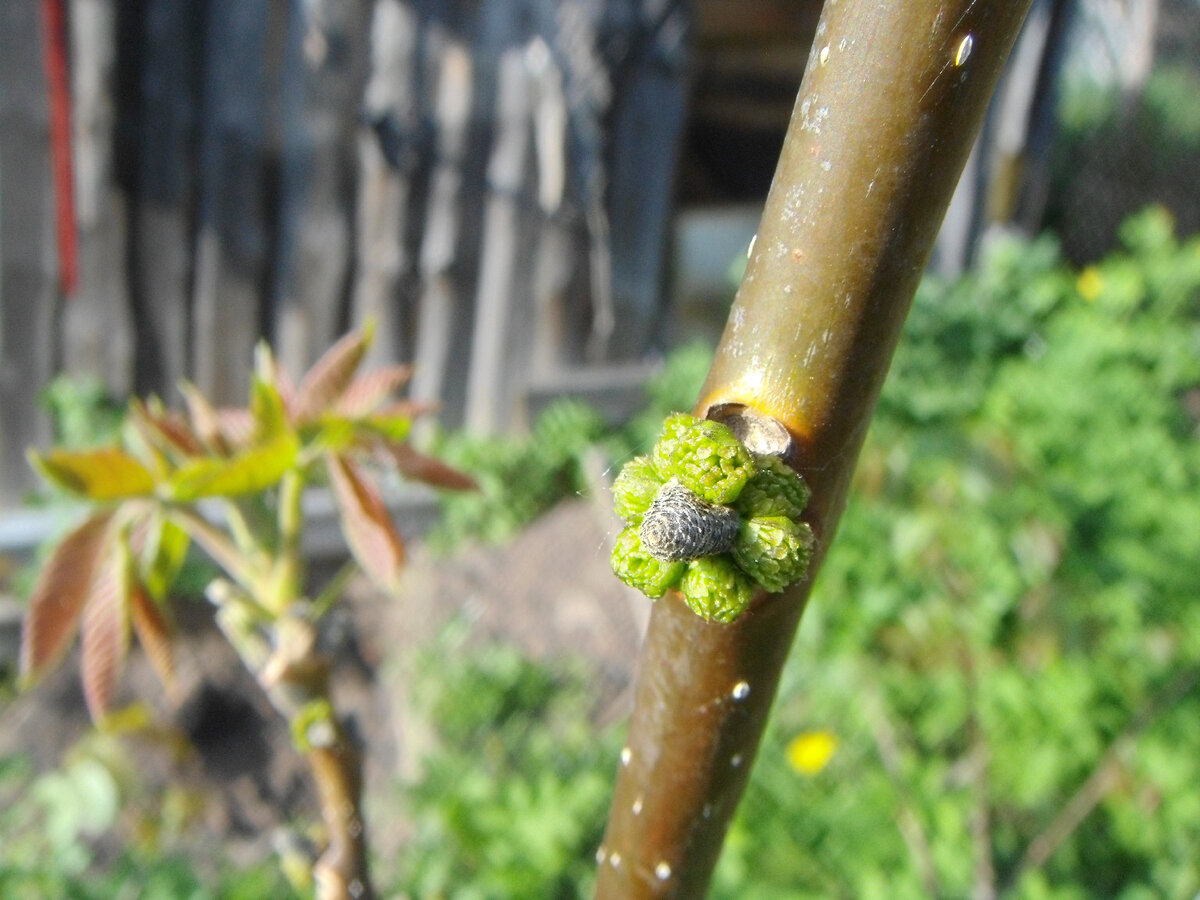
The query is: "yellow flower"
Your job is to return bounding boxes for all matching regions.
[785,730,837,775]
[1076,266,1103,302]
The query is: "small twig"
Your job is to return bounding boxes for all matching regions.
[861,683,941,897]
[165,504,262,591]
[967,736,996,900]
[311,560,359,620]
[1005,665,1200,889]
[959,642,996,900]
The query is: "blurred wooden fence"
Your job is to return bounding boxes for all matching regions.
[1,0,1166,509]
[0,0,690,505]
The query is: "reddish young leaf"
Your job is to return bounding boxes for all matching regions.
[326,453,406,593]
[377,398,439,420]
[215,408,256,450]
[180,381,230,454]
[20,510,116,684]
[388,443,478,491]
[80,543,132,722]
[337,364,413,418]
[274,362,298,417]
[130,584,175,695]
[294,329,370,422]
[129,399,205,458]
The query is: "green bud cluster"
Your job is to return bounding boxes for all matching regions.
[652,413,754,504]
[610,413,814,623]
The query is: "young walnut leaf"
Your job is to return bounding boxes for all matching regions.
[388,443,478,491]
[80,541,133,722]
[130,585,176,696]
[129,511,189,600]
[169,434,300,500]
[215,408,256,450]
[129,399,205,459]
[294,328,370,422]
[337,364,413,418]
[180,381,231,454]
[20,511,116,684]
[251,374,291,442]
[30,446,156,501]
[326,453,406,593]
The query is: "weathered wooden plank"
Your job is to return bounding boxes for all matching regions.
[410,36,474,430]
[605,29,690,360]
[351,0,420,370]
[528,42,579,376]
[190,0,271,404]
[119,0,204,400]
[464,48,535,433]
[274,0,372,378]
[63,0,135,396]
[932,0,1074,276]
[0,2,59,504]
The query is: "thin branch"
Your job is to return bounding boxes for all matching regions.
[861,684,941,897]
[593,2,1033,894]
[311,560,359,620]
[164,504,262,591]
[960,644,996,900]
[1006,665,1200,889]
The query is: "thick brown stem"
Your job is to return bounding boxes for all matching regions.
[309,735,373,900]
[595,2,1032,896]
[239,611,375,899]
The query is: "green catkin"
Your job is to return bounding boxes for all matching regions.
[732,516,815,593]
[612,456,664,526]
[651,414,755,505]
[611,526,687,598]
[680,557,757,623]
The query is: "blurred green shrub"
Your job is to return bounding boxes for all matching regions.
[412,209,1199,897]
[0,746,299,899]
[388,629,621,898]
[429,341,712,550]
[719,206,1200,898]
[38,375,125,450]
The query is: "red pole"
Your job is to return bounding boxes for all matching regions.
[42,0,78,298]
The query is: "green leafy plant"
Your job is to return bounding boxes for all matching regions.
[389,632,620,899]
[0,748,302,899]
[374,209,1200,899]
[429,399,607,549]
[18,326,474,899]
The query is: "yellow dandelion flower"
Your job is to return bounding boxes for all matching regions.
[785,730,837,775]
[1076,266,1103,302]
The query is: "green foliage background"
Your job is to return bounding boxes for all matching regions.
[394,207,1200,898]
[723,206,1200,899]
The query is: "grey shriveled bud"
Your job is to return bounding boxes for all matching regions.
[639,480,741,562]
